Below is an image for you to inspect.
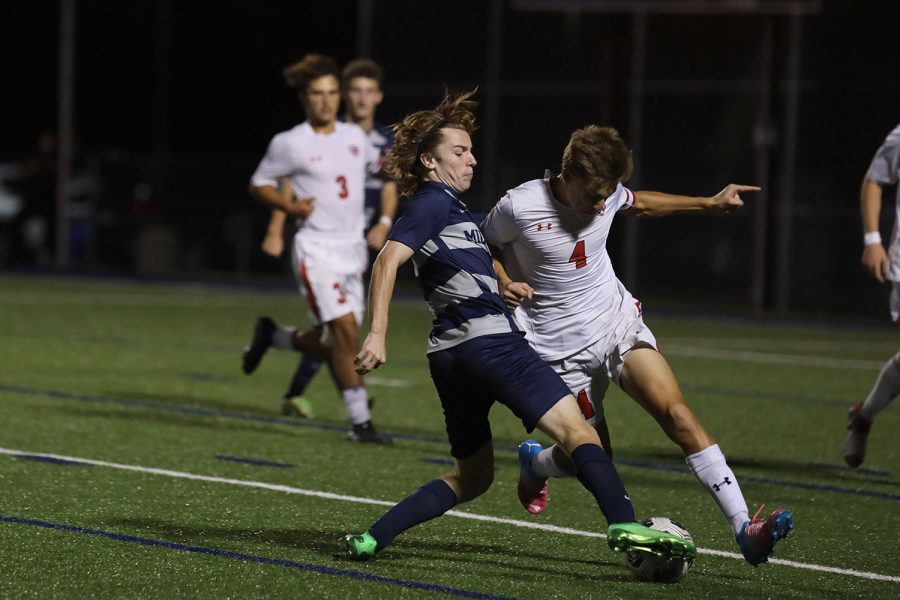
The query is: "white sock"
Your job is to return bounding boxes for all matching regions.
[860,357,900,421]
[342,386,370,425]
[271,327,297,350]
[686,444,749,535]
[532,446,572,479]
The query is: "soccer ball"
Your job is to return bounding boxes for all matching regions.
[625,517,694,583]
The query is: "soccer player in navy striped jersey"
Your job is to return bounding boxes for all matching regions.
[343,91,696,563]
[483,125,792,566]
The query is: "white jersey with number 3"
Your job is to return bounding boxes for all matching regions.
[250,121,379,240]
[482,173,637,361]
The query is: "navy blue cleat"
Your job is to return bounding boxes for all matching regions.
[242,316,276,375]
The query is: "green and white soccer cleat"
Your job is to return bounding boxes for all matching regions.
[607,522,697,561]
[344,532,378,561]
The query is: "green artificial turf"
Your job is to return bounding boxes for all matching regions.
[0,275,897,599]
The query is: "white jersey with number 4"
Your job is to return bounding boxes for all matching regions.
[250,121,380,241]
[481,173,637,361]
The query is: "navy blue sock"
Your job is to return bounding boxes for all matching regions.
[285,353,324,398]
[368,479,457,551]
[571,443,635,524]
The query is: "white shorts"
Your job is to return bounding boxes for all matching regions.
[546,303,657,426]
[291,234,367,327]
[890,282,900,323]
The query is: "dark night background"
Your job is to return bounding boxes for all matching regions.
[1,0,899,320]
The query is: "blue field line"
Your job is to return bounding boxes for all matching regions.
[0,514,518,600]
[17,454,92,467]
[215,455,295,468]
[2,383,897,502]
[0,383,432,441]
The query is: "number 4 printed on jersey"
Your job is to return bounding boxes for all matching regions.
[569,240,587,268]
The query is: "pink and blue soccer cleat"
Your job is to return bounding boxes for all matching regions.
[517,439,549,514]
[736,504,794,566]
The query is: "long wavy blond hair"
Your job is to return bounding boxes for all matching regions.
[384,90,478,198]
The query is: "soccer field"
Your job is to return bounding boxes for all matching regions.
[0,274,897,599]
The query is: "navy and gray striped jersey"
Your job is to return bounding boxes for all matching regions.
[389,181,521,353]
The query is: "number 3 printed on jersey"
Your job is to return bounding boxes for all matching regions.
[336,175,349,199]
[568,240,587,268]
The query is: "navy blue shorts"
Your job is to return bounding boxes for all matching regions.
[428,333,572,460]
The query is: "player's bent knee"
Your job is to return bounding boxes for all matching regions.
[329,318,359,349]
[453,468,494,503]
[665,402,697,429]
[552,419,601,454]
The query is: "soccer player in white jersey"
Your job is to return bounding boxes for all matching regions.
[241,54,390,444]
[343,92,696,564]
[274,58,399,421]
[843,124,900,467]
[482,125,793,567]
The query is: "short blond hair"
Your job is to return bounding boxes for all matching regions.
[562,125,633,199]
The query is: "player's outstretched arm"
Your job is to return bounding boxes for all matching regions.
[860,177,888,283]
[355,240,414,374]
[630,184,760,217]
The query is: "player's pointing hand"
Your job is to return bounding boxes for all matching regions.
[712,184,760,213]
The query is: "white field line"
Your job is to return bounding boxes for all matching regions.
[663,344,884,371]
[1,447,897,583]
[365,376,411,388]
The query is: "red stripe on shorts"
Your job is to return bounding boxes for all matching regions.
[298,259,322,321]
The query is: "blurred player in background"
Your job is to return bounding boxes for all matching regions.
[242,53,391,444]
[843,124,900,467]
[275,59,398,420]
[344,91,696,564]
[482,125,792,567]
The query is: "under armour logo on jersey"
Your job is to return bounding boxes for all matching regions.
[712,477,732,492]
[349,145,359,156]
[537,223,553,231]
[310,155,322,162]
